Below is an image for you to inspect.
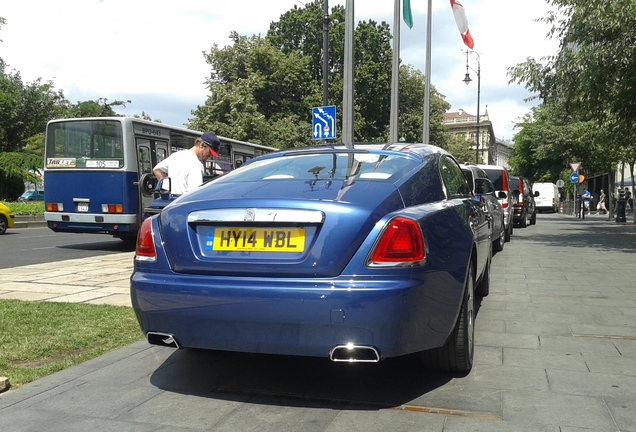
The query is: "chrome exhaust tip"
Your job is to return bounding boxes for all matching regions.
[147,332,180,349]
[329,343,380,363]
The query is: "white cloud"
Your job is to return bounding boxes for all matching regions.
[1,0,558,138]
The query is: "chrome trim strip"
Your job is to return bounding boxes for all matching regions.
[44,212,137,223]
[188,208,325,223]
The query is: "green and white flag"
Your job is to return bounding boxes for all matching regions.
[403,0,413,28]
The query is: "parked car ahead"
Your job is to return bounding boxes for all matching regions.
[533,182,559,213]
[132,143,493,372]
[0,202,15,234]
[476,164,515,242]
[510,176,539,227]
[18,190,45,201]
[461,164,506,253]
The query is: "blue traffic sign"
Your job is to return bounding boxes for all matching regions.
[312,106,336,140]
[570,172,579,183]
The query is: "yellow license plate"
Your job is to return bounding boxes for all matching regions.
[212,228,305,252]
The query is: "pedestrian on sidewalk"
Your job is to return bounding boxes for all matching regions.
[596,189,607,214]
[582,189,592,215]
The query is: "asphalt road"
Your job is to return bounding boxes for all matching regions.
[0,227,135,269]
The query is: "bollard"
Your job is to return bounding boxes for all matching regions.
[616,188,627,223]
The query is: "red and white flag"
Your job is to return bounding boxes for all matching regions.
[450,0,474,49]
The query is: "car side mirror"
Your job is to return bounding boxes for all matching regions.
[534,190,540,197]
[474,178,495,195]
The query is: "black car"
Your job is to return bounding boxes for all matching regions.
[462,164,506,252]
[510,176,539,228]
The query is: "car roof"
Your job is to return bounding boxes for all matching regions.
[252,143,450,164]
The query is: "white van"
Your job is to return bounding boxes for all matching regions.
[533,182,559,213]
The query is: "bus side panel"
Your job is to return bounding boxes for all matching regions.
[44,170,141,236]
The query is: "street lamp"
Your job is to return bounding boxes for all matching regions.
[462,50,480,164]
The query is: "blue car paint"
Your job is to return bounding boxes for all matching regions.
[131,145,486,362]
[131,214,469,359]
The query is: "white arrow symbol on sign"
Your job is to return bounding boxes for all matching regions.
[317,108,335,137]
[314,112,328,138]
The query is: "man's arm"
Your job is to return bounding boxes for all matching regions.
[153,167,167,180]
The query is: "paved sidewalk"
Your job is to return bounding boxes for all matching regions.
[1,213,636,431]
[0,252,134,307]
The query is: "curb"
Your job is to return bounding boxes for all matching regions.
[13,215,47,229]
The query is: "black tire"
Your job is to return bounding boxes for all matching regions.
[530,211,537,225]
[421,264,475,372]
[519,211,528,228]
[504,221,512,242]
[493,217,505,253]
[0,215,7,234]
[476,250,491,297]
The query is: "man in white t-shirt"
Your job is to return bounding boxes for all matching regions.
[153,132,220,195]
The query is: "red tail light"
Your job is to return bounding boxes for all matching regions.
[136,218,156,260]
[501,170,509,192]
[370,217,425,263]
[501,170,510,209]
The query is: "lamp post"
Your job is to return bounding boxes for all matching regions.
[462,50,480,164]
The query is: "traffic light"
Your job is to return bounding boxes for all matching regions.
[578,174,585,184]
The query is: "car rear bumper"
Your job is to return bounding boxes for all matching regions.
[130,271,464,360]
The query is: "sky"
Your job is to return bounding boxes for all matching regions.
[1,0,558,142]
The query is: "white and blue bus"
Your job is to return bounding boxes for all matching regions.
[44,117,277,241]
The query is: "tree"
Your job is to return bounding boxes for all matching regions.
[58,98,131,119]
[0,61,65,154]
[508,0,636,183]
[446,135,476,165]
[396,65,450,146]
[191,0,451,148]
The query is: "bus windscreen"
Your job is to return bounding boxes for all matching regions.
[46,120,124,169]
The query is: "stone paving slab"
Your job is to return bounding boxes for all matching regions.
[1,214,635,431]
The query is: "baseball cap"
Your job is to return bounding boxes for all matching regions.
[201,132,221,157]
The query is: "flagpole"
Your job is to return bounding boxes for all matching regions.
[423,0,432,144]
[389,0,400,144]
[342,0,354,147]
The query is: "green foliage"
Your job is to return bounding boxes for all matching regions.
[0,152,43,200]
[0,60,65,153]
[57,98,131,118]
[0,174,25,201]
[445,134,476,165]
[190,0,451,148]
[0,299,142,389]
[1,201,44,215]
[508,0,636,178]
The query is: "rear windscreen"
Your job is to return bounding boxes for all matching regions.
[212,152,421,184]
[482,169,505,190]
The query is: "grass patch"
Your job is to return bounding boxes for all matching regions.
[0,201,45,216]
[0,299,143,390]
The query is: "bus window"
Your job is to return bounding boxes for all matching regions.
[156,147,168,164]
[138,146,152,175]
[234,153,251,169]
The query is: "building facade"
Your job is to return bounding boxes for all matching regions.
[442,109,513,168]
